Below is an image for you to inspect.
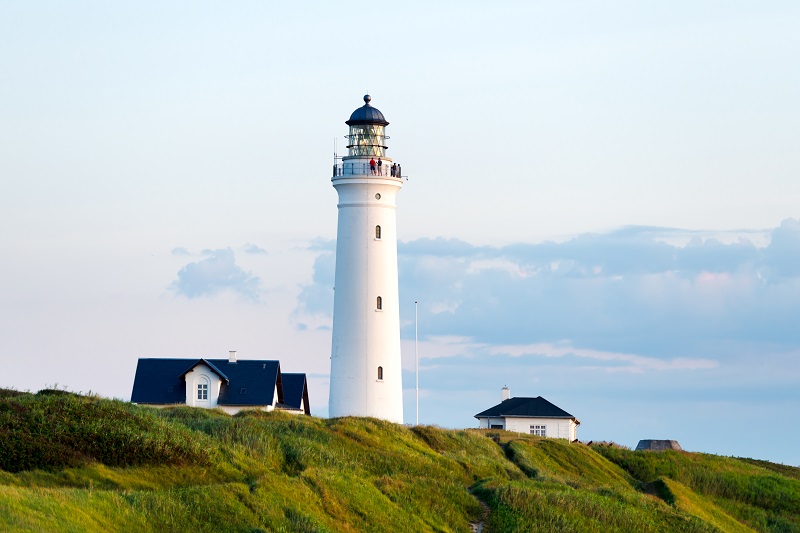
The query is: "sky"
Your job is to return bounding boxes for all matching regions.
[1,1,799,466]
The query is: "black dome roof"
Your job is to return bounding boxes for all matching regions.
[346,95,389,126]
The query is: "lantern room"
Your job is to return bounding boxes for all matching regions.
[345,95,389,158]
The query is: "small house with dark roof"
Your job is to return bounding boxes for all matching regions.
[475,387,580,441]
[131,352,310,415]
[280,373,311,415]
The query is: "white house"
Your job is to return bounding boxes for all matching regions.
[130,352,310,415]
[475,388,580,441]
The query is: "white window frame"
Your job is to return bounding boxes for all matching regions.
[530,425,546,437]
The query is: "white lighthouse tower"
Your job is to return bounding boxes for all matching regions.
[328,95,404,423]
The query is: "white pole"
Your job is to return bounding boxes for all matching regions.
[415,300,419,426]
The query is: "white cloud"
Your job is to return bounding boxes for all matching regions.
[298,219,800,360]
[487,342,718,373]
[171,248,261,300]
[242,243,268,255]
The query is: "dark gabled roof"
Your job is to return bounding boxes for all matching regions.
[474,396,578,421]
[131,358,188,405]
[178,358,229,383]
[214,359,282,406]
[280,373,310,415]
[131,358,282,407]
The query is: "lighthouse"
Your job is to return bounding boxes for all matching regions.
[328,95,404,423]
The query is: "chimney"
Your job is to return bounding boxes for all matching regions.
[229,350,237,363]
[501,386,510,401]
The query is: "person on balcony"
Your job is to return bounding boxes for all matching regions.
[377,158,383,175]
[370,158,376,175]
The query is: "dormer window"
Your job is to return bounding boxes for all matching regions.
[197,383,208,400]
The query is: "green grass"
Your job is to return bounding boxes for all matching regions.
[661,478,756,533]
[1,390,798,532]
[0,390,212,472]
[474,478,718,533]
[594,446,800,532]
[503,437,632,489]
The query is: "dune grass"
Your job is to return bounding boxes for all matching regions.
[471,436,717,532]
[1,390,798,532]
[0,390,212,472]
[594,446,800,531]
[661,478,756,533]
[474,478,718,533]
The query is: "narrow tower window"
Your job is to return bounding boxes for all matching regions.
[376,296,382,310]
[375,225,381,239]
[377,366,383,380]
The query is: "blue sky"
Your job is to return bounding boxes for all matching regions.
[1,1,799,466]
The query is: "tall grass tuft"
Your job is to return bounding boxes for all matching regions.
[595,446,800,531]
[0,391,212,472]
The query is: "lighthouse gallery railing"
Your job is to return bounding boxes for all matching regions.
[332,162,403,178]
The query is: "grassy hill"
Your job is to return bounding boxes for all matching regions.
[1,389,798,532]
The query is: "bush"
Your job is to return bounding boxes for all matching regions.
[0,388,25,399]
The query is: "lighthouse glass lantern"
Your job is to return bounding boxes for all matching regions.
[345,95,389,157]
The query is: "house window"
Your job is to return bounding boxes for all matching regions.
[197,383,208,400]
[530,425,546,437]
[375,225,381,239]
[490,424,503,430]
[377,366,383,380]
[376,296,382,310]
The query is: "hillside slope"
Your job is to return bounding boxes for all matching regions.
[1,390,798,532]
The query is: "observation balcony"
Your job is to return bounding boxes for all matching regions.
[332,162,403,179]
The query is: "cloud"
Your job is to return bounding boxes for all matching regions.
[294,251,335,317]
[487,342,718,373]
[298,218,800,358]
[171,248,261,300]
[170,247,191,256]
[242,243,268,255]
[308,238,336,252]
[764,218,800,277]
[400,237,491,258]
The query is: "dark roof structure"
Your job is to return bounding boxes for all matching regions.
[280,373,311,415]
[178,358,229,383]
[346,95,389,126]
[475,396,579,423]
[131,358,284,407]
[636,439,682,451]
